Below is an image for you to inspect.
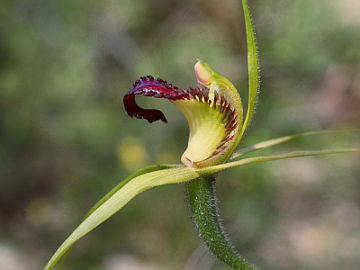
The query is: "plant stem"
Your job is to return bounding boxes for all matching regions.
[187,176,256,270]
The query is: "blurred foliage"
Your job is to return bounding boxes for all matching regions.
[0,0,359,269]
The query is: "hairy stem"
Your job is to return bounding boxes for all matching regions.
[187,177,256,270]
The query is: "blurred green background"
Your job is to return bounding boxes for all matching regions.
[0,0,359,269]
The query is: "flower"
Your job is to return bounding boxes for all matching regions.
[123,60,243,168]
[44,0,359,269]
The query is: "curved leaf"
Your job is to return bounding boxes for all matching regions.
[83,164,178,219]
[45,166,200,270]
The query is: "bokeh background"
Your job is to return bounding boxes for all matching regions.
[1,0,359,269]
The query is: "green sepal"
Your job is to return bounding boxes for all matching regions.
[232,128,360,159]
[239,0,260,141]
[201,148,360,175]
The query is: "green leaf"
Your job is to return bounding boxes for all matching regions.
[44,166,200,270]
[83,164,177,220]
[239,0,260,139]
[232,128,360,159]
[56,165,177,269]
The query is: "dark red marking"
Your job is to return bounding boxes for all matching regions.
[123,94,168,123]
[123,75,183,123]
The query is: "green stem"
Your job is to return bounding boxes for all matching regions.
[187,177,256,270]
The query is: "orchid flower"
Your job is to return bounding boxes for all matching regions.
[44,1,360,269]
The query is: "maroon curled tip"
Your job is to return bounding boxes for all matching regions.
[123,75,182,123]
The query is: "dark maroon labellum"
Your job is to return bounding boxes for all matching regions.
[123,75,183,123]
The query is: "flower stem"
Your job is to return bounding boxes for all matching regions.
[187,176,256,270]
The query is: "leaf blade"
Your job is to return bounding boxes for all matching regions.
[44,166,199,270]
[83,164,177,220]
